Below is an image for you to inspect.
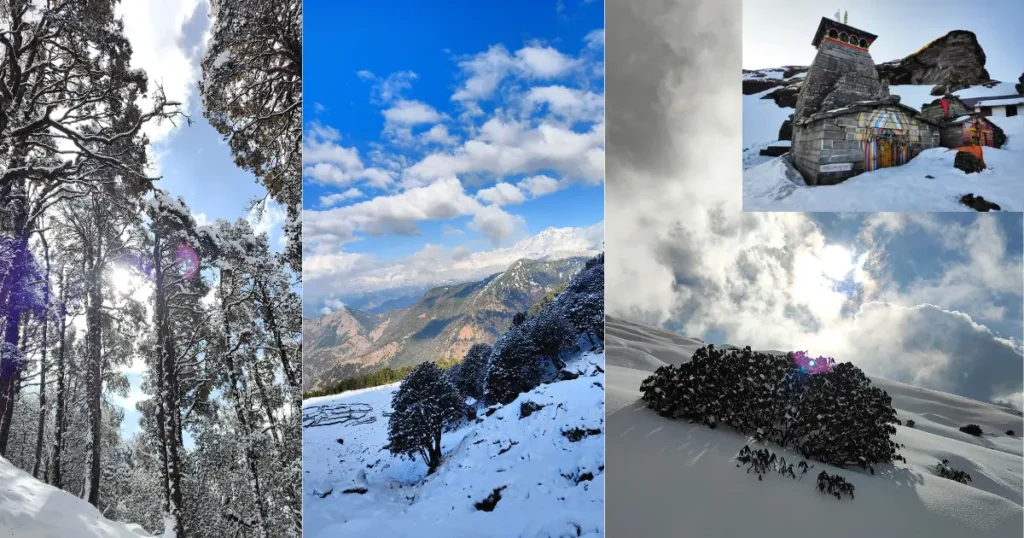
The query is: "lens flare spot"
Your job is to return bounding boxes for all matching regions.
[175,243,199,280]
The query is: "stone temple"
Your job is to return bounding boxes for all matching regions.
[791,18,941,185]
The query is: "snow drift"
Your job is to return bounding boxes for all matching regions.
[0,456,161,537]
[606,315,1023,538]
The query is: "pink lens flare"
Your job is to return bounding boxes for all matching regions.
[174,243,199,280]
[790,350,835,374]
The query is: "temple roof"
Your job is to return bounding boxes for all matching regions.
[811,17,878,47]
[796,97,939,126]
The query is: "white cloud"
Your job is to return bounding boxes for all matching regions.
[116,0,205,144]
[476,182,525,206]
[515,45,579,78]
[319,188,365,207]
[524,86,604,123]
[517,174,565,197]
[584,29,605,50]
[303,177,482,252]
[452,44,582,103]
[302,123,393,188]
[422,124,459,145]
[404,119,604,187]
[360,70,418,103]
[383,100,444,126]
[470,205,527,245]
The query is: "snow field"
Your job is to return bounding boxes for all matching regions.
[303,351,606,538]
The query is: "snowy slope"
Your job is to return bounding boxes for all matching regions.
[990,116,1024,151]
[303,352,606,538]
[744,148,1024,212]
[742,88,795,170]
[0,457,160,538]
[605,316,1024,538]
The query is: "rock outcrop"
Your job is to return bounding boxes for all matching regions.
[743,77,785,95]
[762,83,800,108]
[1016,73,1023,96]
[954,151,985,174]
[875,31,991,93]
[959,193,1000,212]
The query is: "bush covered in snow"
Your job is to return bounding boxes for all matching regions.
[641,345,904,471]
[551,252,604,343]
[906,419,916,428]
[386,362,464,474]
[816,470,855,500]
[450,343,491,401]
[935,459,972,484]
[482,252,603,405]
[485,327,542,405]
[959,424,983,436]
[735,445,812,481]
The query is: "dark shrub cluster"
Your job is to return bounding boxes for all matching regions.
[519,401,545,419]
[1007,430,1016,436]
[935,459,972,484]
[906,419,915,428]
[641,345,904,471]
[448,343,492,402]
[816,471,855,500]
[735,445,812,481]
[485,253,603,405]
[959,424,983,437]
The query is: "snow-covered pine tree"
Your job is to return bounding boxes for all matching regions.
[485,327,542,405]
[454,342,492,402]
[523,309,575,371]
[200,0,303,273]
[387,362,464,474]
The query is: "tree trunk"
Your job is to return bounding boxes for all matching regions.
[154,231,185,538]
[32,231,51,477]
[221,270,269,537]
[86,208,104,507]
[50,269,68,488]
[259,283,298,390]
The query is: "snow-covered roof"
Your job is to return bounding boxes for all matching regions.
[801,99,938,126]
[973,96,1024,108]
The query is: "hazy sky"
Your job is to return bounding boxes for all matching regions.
[301,0,605,316]
[742,0,1024,82]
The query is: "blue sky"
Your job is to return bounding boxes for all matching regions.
[742,0,1024,81]
[302,0,605,316]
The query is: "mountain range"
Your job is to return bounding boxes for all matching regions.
[302,256,589,392]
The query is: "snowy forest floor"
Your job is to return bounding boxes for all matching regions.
[302,351,606,538]
[605,315,1024,538]
[0,456,162,538]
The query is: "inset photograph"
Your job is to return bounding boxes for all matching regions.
[742,1,1023,212]
[300,1,605,535]
[1,1,302,537]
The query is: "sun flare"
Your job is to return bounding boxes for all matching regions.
[818,244,854,281]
